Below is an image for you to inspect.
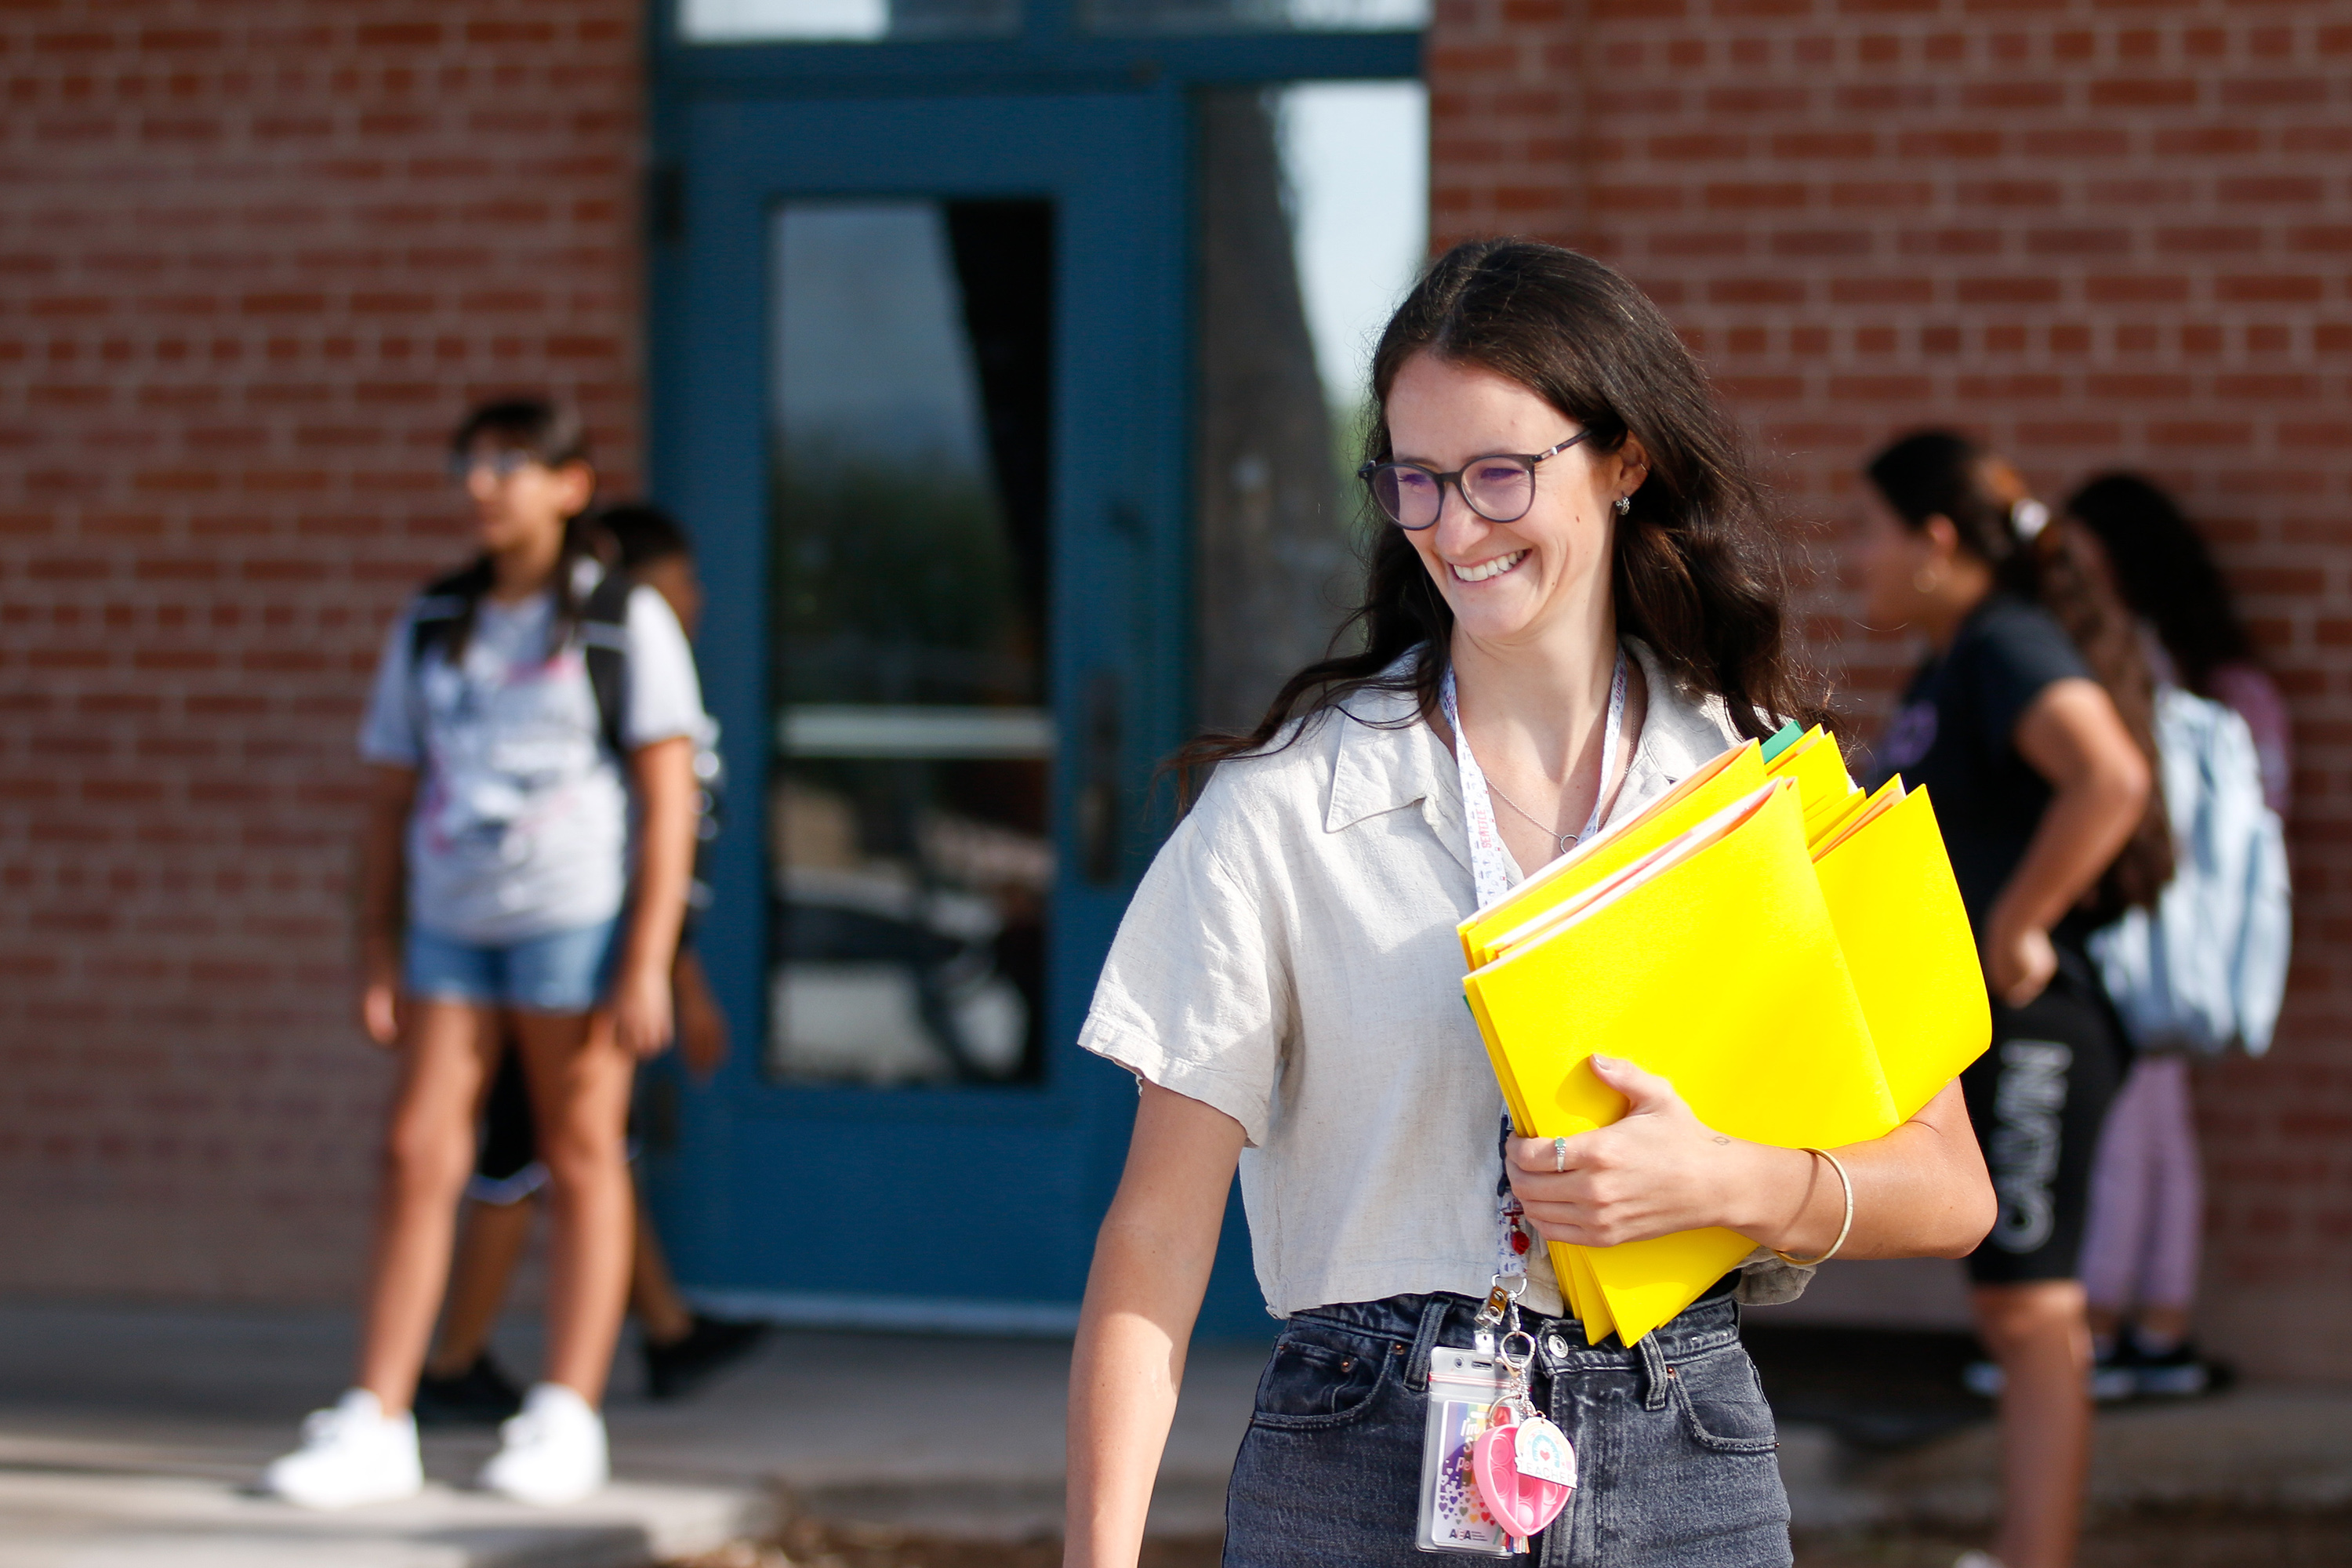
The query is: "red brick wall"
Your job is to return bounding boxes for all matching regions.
[1433,0,2352,1378]
[0,2,644,1301]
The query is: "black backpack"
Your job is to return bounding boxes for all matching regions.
[408,566,633,760]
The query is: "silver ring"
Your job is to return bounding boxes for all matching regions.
[1552,1135,1569,1174]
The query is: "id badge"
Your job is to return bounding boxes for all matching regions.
[1415,1348,1516,1556]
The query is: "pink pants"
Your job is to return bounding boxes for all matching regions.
[2079,1054,2203,1314]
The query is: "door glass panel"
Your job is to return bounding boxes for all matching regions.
[768,200,1054,1087]
[1086,0,1423,34]
[683,0,1020,42]
[1193,81,1427,729]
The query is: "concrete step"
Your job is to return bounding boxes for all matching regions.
[0,1469,773,1568]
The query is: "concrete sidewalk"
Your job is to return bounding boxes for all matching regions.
[0,1297,1262,1566]
[2,1297,2349,1565]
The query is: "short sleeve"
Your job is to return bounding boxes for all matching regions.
[357,613,420,766]
[1967,601,2092,751]
[620,585,708,750]
[1076,794,1290,1147]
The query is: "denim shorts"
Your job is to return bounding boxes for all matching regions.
[402,918,621,1014]
[1224,1289,1790,1568]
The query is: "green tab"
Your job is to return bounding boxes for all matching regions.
[1759,719,1806,764]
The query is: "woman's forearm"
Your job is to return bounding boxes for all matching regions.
[1512,1062,1994,1261]
[356,765,417,963]
[1066,1085,1243,1568]
[1067,1234,1201,1566]
[1995,679,2151,937]
[622,736,697,975]
[1991,771,2144,937]
[1723,1080,1994,1261]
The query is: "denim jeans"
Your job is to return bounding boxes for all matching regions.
[1224,1290,1790,1567]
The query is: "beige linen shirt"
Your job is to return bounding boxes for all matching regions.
[1079,639,1816,1319]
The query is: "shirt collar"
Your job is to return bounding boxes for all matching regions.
[1322,640,1744,865]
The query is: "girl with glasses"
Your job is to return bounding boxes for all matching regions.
[264,400,705,1509]
[1064,241,1997,1568]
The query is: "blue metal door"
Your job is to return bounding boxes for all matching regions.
[646,90,1262,1333]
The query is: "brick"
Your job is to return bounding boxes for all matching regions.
[1433,0,2352,1375]
[0,0,642,1310]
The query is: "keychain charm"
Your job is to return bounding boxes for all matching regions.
[1469,1319,1575,1550]
[1512,1414,1577,1486]
[1472,1272,1522,1356]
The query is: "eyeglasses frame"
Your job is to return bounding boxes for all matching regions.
[1356,430,1594,531]
[448,448,547,487]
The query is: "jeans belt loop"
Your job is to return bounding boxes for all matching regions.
[1405,1294,1452,1394]
[1637,1328,1672,1411]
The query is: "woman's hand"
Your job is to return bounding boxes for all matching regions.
[611,961,676,1058]
[1512,1064,1997,1262]
[1983,911,2058,1008]
[358,954,402,1049]
[671,948,730,1079]
[1507,1056,1755,1247]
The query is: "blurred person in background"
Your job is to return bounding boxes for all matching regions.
[413,503,764,1428]
[1857,431,2170,1568]
[265,401,704,1509]
[2064,474,2294,1400]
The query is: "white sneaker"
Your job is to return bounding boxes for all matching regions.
[478,1382,608,1505]
[263,1388,424,1508]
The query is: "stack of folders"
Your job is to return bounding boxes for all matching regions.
[1459,721,1992,1346]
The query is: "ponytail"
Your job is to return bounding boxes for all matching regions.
[1866,430,2172,915]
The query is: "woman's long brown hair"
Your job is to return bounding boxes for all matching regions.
[1171,239,1826,795]
[1866,430,2173,914]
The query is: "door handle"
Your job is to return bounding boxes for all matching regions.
[1076,670,1122,886]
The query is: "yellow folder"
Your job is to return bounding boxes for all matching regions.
[1813,775,1903,860]
[1768,726,1863,837]
[1811,785,1992,1120]
[1462,742,1773,1327]
[1464,781,1898,1345]
[1804,778,1875,851]
[1458,739,1766,969]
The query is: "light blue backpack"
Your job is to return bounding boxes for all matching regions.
[2089,686,2292,1056]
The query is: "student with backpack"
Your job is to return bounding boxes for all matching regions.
[1856,432,2169,1568]
[413,503,764,1424]
[265,401,705,1508]
[2065,474,2292,1399]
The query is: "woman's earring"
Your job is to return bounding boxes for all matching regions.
[1913,566,1941,594]
[1613,495,1632,516]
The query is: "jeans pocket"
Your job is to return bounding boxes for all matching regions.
[1248,1325,1392,1431]
[1664,1345,1780,1456]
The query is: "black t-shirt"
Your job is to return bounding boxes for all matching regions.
[1870,593,2092,943]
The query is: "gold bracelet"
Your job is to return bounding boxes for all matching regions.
[1768,1147,1853,1268]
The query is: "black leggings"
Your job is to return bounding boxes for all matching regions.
[1960,952,2128,1286]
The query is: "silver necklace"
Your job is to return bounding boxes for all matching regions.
[1472,653,1632,859]
[1483,775,1588,859]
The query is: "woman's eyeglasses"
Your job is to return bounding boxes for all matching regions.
[1358,431,1591,531]
[448,448,543,486]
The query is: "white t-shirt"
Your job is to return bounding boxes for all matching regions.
[358,576,707,945]
[1078,641,1816,1319]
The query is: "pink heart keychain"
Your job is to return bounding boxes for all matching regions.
[1472,1410,1574,1543]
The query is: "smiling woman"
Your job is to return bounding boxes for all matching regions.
[1064,241,1995,1568]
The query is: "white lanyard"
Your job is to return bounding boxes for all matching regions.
[1442,648,1628,909]
[1444,644,1628,1284]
